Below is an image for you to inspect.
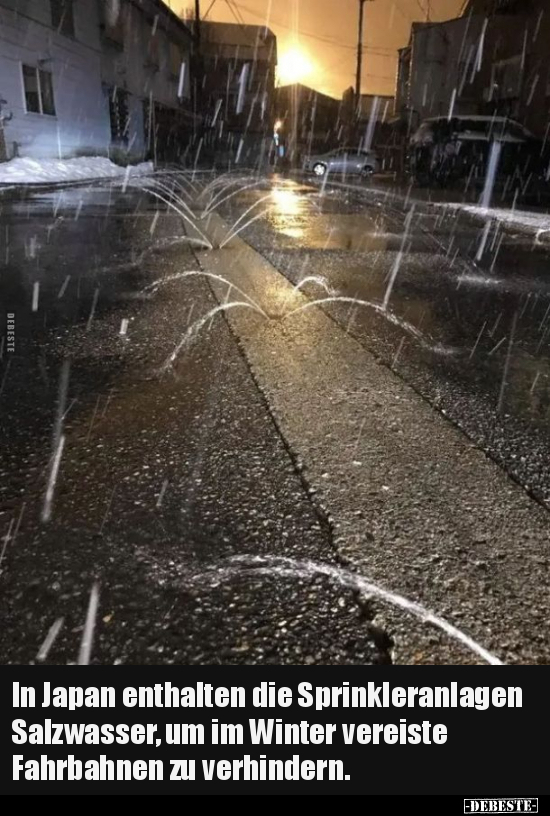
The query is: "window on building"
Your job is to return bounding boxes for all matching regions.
[146,26,160,68]
[492,55,523,100]
[108,87,129,143]
[143,97,153,150]
[22,65,56,115]
[50,0,75,38]
[102,0,125,47]
[169,42,182,78]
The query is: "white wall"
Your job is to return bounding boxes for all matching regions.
[0,0,111,159]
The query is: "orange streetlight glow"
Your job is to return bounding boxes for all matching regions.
[277,47,314,85]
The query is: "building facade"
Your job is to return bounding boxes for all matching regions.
[101,0,195,163]
[340,88,396,155]
[195,21,277,165]
[276,83,342,155]
[0,0,195,162]
[0,0,108,160]
[394,16,486,130]
[395,0,550,137]
[465,0,550,137]
[357,94,395,127]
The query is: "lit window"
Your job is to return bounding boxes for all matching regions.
[51,0,75,38]
[22,65,56,116]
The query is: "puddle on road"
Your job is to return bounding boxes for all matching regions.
[231,183,396,250]
[267,212,392,251]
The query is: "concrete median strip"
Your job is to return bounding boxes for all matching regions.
[193,213,550,665]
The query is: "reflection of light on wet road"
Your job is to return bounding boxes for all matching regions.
[271,187,305,216]
[270,188,306,238]
[270,204,391,250]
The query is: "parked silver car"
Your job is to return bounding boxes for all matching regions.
[304,147,379,178]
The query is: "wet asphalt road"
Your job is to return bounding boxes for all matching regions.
[222,175,550,510]
[0,172,549,665]
[0,184,385,666]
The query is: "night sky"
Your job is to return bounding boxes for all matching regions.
[173,0,464,99]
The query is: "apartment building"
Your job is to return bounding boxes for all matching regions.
[395,0,550,137]
[0,0,194,162]
[276,83,343,154]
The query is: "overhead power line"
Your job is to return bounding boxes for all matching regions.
[203,0,218,19]
[229,0,396,54]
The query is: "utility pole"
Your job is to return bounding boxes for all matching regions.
[193,0,202,146]
[355,1,366,103]
[355,0,373,110]
[290,0,299,165]
[195,0,201,46]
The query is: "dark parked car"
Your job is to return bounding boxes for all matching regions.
[409,115,546,188]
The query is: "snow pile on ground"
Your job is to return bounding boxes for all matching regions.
[444,202,550,235]
[0,157,154,185]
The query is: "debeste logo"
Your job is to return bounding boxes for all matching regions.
[464,800,538,814]
[6,312,15,353]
